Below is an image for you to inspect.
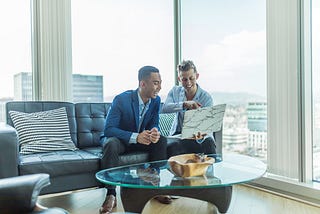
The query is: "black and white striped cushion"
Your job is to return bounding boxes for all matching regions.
[9,107,77,155]
[159,113,176,136]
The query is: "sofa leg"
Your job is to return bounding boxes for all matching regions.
[33,203,69,214]
[33,203,49,211]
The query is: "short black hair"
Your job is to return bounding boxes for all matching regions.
[177,60,197,73]
[138,66,160,81]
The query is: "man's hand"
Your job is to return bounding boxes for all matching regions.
[137,128,160,145]
[183,101,202,110]
[149,127,160,143]
[137,130,152,145]
[192,132,207,140]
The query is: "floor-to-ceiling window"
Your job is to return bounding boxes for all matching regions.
[1,0,319,202]
[0,0,32,122]
[312,0,320,182]
[71,0,174,102]
[180,0,267,162]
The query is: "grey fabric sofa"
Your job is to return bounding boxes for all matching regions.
[0,101,222,195]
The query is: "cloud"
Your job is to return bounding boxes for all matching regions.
[194,30,267,96]
[199,30,266,77]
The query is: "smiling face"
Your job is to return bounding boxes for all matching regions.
[139,72,162,102]
[178,68,199,93]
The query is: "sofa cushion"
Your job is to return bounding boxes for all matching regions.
[19,150,100,177]
[159,113,175,136]
[6,101,78,146]
[119,152,149,165]
[81,147,149,167]
[9,107,77,155]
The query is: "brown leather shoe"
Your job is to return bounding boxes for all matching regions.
[154,195,174,204]
[99,195,117,214]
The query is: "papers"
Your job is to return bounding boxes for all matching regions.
[181,104,226,139]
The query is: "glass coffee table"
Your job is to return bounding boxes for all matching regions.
[96,154,266,213]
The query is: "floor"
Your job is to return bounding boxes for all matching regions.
[38,184,320,214]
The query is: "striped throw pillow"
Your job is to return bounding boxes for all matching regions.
[9,107,77,155]
[159,113,176,136]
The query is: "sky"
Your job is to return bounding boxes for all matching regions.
[71,0,268,98]
[0,0,319,99]
[71,0,175,98]
[0,0,31,98]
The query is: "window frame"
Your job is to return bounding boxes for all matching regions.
[251,0,320,203]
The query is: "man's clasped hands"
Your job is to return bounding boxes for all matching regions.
[137,127,160,145]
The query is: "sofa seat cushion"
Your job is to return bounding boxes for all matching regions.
[82,147,149,167]
[19,150,100,177]
[119,152,149,166]
[81,146,103,158]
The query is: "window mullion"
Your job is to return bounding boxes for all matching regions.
[299,0,313,183]
[267,0,300,179]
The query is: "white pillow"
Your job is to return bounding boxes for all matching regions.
[9,107,77,155]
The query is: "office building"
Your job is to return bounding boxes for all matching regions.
[14,72,32,101]
[72,74,103,103]
[13,72,103,103]
[246,102,267,159]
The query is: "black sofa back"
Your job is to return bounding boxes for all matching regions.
[75,103,111,148]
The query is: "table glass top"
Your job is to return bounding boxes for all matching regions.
[95,154,266,189]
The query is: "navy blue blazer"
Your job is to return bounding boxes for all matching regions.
[104,89,161,144]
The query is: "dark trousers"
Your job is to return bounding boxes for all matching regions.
[167,137,216,158]
[100,135,167,191]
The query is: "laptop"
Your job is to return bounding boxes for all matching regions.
[169,104,226,139]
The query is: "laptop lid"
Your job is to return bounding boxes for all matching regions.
[181,104,226,139]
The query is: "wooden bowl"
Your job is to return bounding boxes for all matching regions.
[168,153,215,177]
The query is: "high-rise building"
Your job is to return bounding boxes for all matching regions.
[13,72,103,102]
[222,105,249,154]
[246,102,267,159]
[223,128,249,153]
[247,102,267,132]
[72,74,103,103]
[14,72,32,100]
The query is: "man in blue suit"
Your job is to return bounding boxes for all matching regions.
[99,66,168,214]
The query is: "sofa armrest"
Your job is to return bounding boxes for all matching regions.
[0,173,50,213]
[0,123,19,178]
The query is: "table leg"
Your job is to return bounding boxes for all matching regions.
[120,186,232,213]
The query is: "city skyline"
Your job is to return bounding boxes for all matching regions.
[11,72,104,103]
[1,71,267,104]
